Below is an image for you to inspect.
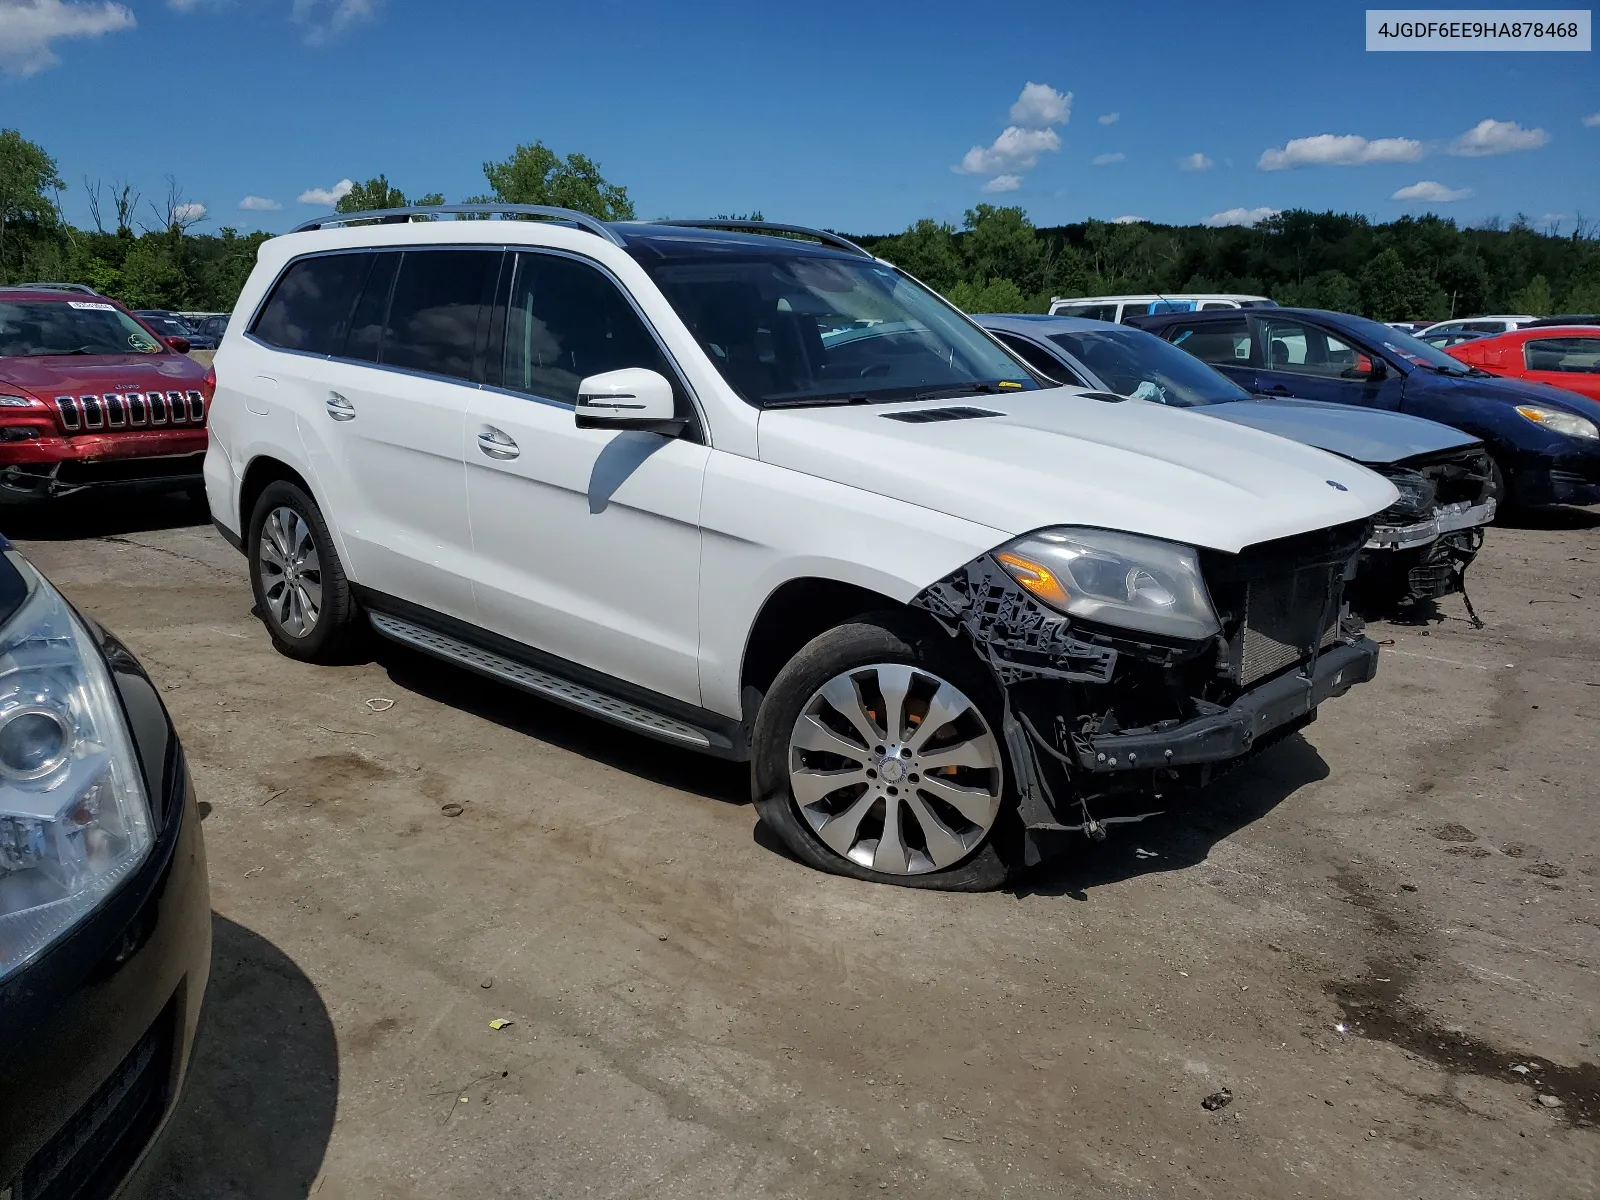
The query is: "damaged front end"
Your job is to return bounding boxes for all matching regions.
[1357,446,1497,608]
[912,521,1380,866]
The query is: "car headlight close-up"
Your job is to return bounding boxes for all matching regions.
[1515,405,1599,440]
[995,527,1221,640]
[1374,467,1438,522]
[0,561,152,982]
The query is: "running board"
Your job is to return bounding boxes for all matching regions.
[367,612,716,750]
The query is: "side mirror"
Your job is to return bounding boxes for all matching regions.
[1345,353,1385,381]
[165,335,191,354]
[574,368,686,436]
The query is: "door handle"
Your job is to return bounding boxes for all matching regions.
[326,392,356,421]
[477,427,519,460]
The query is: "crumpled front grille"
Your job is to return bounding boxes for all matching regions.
[53,391,206,433]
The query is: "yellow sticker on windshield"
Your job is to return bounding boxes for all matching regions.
[998,380,1023,389]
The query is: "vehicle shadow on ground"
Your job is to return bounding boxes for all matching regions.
[0,487,208,541]
[372,641,749,806]
[142,914,338,1199]
[1496,503,1600,532]
[1011,734,1330,900]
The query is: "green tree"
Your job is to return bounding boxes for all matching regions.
[0,129,64,282]
[1509,273,1554,315]
[337,175,408,213]
[873,219,961,292]
[1563,275,1600,313]
[1358,249,1439,320]
[119,236,188,309]
[961,205,1044,295]
[482,142,634,220]
[944,276,1027,314]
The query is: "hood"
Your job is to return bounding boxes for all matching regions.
[1407,368,1600,421]
[1201,396,1476,464]
[0,352,205,397]
[757,389,1399,555]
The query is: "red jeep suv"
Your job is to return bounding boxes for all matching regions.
[0,288,212,503]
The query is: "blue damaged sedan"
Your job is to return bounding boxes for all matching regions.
[978,313,1497,606]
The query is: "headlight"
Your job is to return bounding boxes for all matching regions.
[1515,405,1599,440]
[995,527,1220,640]
[0,562,152,982]
[1375,468,1437,522]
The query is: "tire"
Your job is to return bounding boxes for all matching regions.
[1485,454,1510,519]
[751,612,1022,891]
[247,480,363,662]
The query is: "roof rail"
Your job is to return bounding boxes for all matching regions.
[9,282,102,295]
[289,204,628,247]
[649,219,873,259]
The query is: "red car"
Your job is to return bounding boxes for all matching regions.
[1446,324,1600,403]
[0,287,212,503]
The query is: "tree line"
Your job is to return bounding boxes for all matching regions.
[3,127,1597,321]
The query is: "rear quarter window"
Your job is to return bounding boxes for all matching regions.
[1525,336,1600,374]
[250,252,372,355]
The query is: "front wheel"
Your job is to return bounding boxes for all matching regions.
[751,614,1020,890]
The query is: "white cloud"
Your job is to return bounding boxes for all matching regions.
[1391,180,1473,203]
[172,202,207,222]
[239,195,282,211]
[981,174,1022,194]
[0,0,134,76]
[1257,133,1424,169]
[1449,118,1549,156]
[1179,152,1214,171]
[1098,112,1119,126]
[1204,207,1281,228]
[1092,152,1124,166]
[298,178,354,206]
[1009,81,1071,128]
[955,126,1061,174]
[1110,215,1145,224]
[1585,113,1600,128]
[292,0,376,45]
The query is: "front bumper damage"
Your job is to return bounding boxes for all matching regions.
[913,521,1378,866]
[1358,447,1497,606]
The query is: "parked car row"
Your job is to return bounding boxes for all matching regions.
[1124,305,1600,508]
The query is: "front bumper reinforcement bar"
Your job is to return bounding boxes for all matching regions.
[1076,638,1381,773]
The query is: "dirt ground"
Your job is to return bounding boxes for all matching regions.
[10,498,1600,1200]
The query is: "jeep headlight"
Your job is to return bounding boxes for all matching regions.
[0,561,152,981]
[995,527,1220,640]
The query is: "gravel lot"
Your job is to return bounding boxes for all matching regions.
[11,499,1600,1200]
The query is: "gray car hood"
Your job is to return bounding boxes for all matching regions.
[1201,397,1477,464]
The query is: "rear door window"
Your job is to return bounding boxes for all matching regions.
[1525,336,1600,373]
[1057,303,1117,321]
[380,249,501,382]
[1166,317,1253,366]
[251,252,371,354]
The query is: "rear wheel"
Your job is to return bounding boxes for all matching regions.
[751,614,1020,890]
[247,480,362,662]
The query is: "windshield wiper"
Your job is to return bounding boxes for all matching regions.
[913,381,1016,401]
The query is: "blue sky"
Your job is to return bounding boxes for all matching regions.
[3,0,1596,235]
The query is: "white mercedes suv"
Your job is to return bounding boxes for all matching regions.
[205,206,1397,890]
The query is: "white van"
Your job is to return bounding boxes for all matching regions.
[1049,294,1277,323]
[206,206,1392,890]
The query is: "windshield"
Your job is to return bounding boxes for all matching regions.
[0,301,166,357]
[643,253,1038,407]
[1048,326,1251,407]
[1342,315,1474,375]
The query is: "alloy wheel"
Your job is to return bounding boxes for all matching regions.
[258,505,323,638]
[787,663,1003,875]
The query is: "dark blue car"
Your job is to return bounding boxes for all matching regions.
[1128,307,1600,507]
